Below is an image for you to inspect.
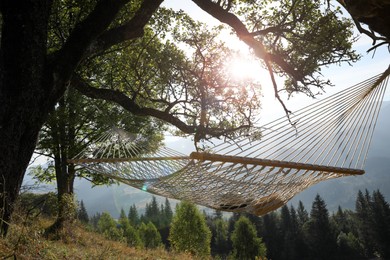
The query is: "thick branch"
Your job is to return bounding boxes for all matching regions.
[72,76,252,140]
[53,0,130,77]
[191,0,303,81]
[191,0,296,120]
[90,0,164,55]
[72,76,196,134]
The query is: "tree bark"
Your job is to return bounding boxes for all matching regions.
[49,96,77,232]
[0,0,54,236]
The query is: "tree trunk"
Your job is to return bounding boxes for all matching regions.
[45,93,79,234]
[48,153,77,233]
[0,0,55,236]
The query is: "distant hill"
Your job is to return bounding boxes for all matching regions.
[66,102,390,216]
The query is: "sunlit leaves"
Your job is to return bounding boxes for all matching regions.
[82,10,262,141]
[225,0,359,96]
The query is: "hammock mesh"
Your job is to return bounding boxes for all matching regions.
[69,68,390,215]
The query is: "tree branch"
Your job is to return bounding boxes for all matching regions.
[191,0,296,121]
[52,0,130,77]
[89,0,164,55]
[191,0,304,82]
[72,75,253,141]
[72,75,196,134]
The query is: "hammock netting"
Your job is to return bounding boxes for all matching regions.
[69,68,390,215]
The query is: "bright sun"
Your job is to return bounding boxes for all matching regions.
[226,57,262,81]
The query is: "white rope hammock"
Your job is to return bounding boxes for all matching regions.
[69,67,390,215]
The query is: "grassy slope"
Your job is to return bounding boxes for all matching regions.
[0,217,194,260]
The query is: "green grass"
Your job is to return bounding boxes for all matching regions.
[0,216,196,259]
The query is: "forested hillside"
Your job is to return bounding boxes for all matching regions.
[5,189,389,259]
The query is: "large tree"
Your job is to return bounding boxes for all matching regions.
[304,194,337,259]
[0,0,380,236]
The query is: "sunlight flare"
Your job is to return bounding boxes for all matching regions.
[226,56,262,81]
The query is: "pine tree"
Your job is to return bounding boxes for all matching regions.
[89,212,101,230]
[213,218,229,258]
[77,200,89,224]
[297,200,309,227]
[333,206,350,234]
[128,204,140,227]
[117,208,142,248]
[97,212,123,241]
[231,216,267,260]
[336,231,363,258]
[371,190,390,258]
[169,201,211,257]
[261,212,280,259]
[139,222,162,249]
[163,197,173,227]
[280,205,298,259]
[355,189,375,257]
[216,210,223,219]
[124,223,142,248]
[119,208,126,221]
[144,196,161,228]
[305,194,337,259]
[290,205,307,259]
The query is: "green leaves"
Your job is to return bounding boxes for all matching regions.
[169,201,211,256]
[231,216,267,259]
[210,0,359,96]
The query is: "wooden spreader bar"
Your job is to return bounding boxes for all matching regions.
[67,156,190,164]
[190,152,365,176]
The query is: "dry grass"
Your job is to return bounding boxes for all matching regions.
[0,215,196,260]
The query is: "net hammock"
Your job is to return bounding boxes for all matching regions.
[68,67,390,215]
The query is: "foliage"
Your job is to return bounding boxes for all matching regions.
[32,88,163,186]
[83,11,263,144]
[128,204,140,227]
[139,222,162,249]
[231,216,267,260]
[213,217,230,258]
[260,211,280,259]
[0,212,192,259]
[58,193,78,223]
[18,192,58,217]
[234,0,359,95]
[304,194,337,259]
[142,196,161,228]
[12,190,388,259]
[169,201,211,257]
[77,200,89,224]
[162,197,173,227]
[97,211,123,241]
[89,212,101,230]
[140,196,173,231]
[336,231,363,258]
[355,189,390,258]
[124,223,143,248]
[30,86,164,231]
